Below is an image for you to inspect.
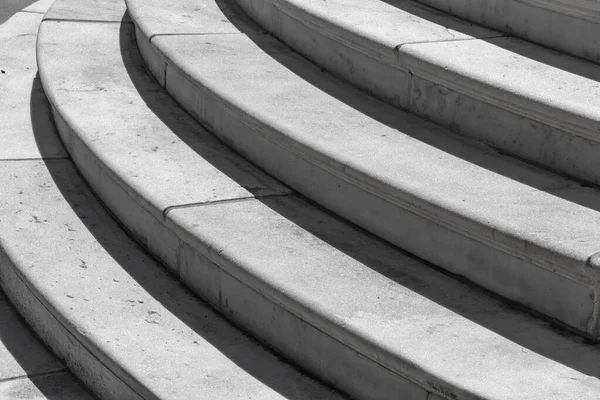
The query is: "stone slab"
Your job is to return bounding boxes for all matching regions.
[168,195,600,400]
[0,12,67,160]
[233,0,600,185]
[149,30,600,332]
[44,0,130,22]
[0,160,342,400]
[230,0,501,107]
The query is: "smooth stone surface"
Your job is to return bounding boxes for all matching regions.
[0,372,94,400]
[147,29,600,333]
[0,160,343,400]
[44,0,129,22]
[0,12,67,160]
[168,195,600,400]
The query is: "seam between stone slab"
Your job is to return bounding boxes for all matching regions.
[18,10,46,15]
[398,37,600,145]
[3,252,146,399]
[0,157,70,162]
[162,193,292,219]
[265,0,504,67]
[0,368,68,385]
[42,18,133,24]
[393,35,504,51]
[148,32,244,41]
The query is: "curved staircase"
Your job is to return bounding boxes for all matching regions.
[3,0,600,399]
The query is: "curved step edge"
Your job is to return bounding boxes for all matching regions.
[126,0,600,338]
[232,0,600,186]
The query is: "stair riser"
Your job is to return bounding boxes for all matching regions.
[416,0,600,63]
[234,0,600,186]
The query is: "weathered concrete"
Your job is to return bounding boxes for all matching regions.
[230,0,600,186]
[416,0,600,63]
[127,0,600,338]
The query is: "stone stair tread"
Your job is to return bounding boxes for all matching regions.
[230,0,600,185]
[126,0,600,335]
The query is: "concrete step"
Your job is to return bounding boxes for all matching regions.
[229,0,600,186]
[1,2,346,400]
[414,0,600,63]
[34,0,600,399]
[126,0,600,338]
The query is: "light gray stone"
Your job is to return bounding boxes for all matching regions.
[168,195,600,400]
[147,29,600,335]
[44,0,129,22]
[0,12,67,160]
[232,0,600,186]
[22,0,57,13]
